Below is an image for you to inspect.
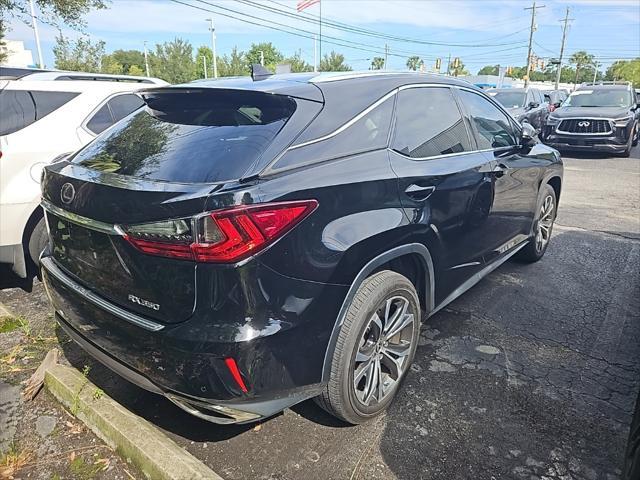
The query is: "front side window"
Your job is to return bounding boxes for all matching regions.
[459,90,517,150]
[0,90,78,136]
[392,87,470,159]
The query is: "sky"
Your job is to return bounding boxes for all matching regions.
[5,0,640,74]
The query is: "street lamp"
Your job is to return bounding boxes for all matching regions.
[205,18,218,78]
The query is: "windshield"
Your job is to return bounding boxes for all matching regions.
[488,91,525,109]
[564,89,632,108]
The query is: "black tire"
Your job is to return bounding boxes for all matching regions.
[516,184,557,263]
[27,217,48,267]
[316,270,421,424]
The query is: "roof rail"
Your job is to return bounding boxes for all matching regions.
[580,80,632,87]
[52,74,156,83]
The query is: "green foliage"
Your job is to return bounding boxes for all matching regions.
[284,50,313,73]
[218,46,248,77]
[370,56,385,70]
[150,37,196,84]
[0,0,106,29]
[0,315,22,333]
[606,59,640,87]
[320,51,352,72]
[569,50,596,83]
[53,34,104,72]
[0,18,7,64]
[406,56,423,71]
[195,45,213,79]
[92,387,104,400]
[100,49,146,75]
[477,65,500,76]
[246,42,284,71]
[69,455,103,480]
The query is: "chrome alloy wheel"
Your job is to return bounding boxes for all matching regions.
[535,194,555,252]
[353,295,415,407]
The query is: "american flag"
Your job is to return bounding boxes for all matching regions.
[297,0,319,12]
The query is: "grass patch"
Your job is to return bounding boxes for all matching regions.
[0,442,32,478]
[69,455,105,480]
[0,315,27,334]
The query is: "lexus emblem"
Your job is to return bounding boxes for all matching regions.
[60,183,75,204]
[578,121,591,127]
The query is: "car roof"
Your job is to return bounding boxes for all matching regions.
[172,71,480,103]
[15,71,166,84]
[2,79,166,93]
[489,88,527,92]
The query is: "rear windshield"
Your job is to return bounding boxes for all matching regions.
[0,90,79,135]
[72,89,296,183]
[488,91,525,109]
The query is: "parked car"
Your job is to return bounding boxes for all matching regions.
[0,72,167,282]
[543,82,639,157]
[487,87,549,131]
[40,70,563,425]
[544,89,569,112]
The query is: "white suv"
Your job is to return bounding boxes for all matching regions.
[0,71,167,279]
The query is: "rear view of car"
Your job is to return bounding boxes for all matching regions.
[0,74,166,282]
[543,82,639,156]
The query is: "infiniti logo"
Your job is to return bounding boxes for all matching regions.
[578,121,591,127]
[60,183,75,204]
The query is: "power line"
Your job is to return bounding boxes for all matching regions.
[555,7,573,89]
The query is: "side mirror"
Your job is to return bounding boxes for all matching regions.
[553,102,562,108]
[520,122,537,146]
[528,101,539,110]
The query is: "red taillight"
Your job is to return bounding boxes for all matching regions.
[122,200,318,263]
[224,357,248,393]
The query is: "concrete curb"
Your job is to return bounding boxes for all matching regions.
[45,364,222,480]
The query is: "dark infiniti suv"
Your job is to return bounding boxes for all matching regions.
[543,82,639,157]
[40,71,563,425]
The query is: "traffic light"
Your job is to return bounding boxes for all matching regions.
[507,66,513,75]
[453,57,461,69]
[435,58,441,71]
[539,59,545,70]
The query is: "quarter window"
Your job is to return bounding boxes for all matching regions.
[459,90,517,150]
[85,94,145,135]
[392,87,470,159]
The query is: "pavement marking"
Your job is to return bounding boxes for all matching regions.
[45,364,223,480]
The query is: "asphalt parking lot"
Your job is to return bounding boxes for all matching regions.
[1,147,639,480]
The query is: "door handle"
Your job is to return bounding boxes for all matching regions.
[405,184,436,201]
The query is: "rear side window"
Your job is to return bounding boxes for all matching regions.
[459,90,517,150]
[270,94,394,172]
[0,90,78,135]
[392,87,470,159]
[73,89,296,183]
[85,93,145,135]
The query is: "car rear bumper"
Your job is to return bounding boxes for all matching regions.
[41,254,347,424]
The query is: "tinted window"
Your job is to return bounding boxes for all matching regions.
[564,89,632,107]
[0,90,78,135]
[86,104,114,135]
[271,94,394,171]
[108,94,144,123]
[392,87,470,159]
[489,91,525,108]
[459,90,517,149]
[74,90,296,183]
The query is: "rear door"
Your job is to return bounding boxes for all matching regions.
[388,85,500,303]
[456,88,538,264]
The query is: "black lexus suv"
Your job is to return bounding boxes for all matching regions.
[40,71,563,425]
[543,82,639,157]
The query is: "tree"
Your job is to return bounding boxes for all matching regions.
[195,45,213,79]
[150,38,196,84]
[284,50,313,73]
[0,18,7,64]
[320,51,352,72]
[606,59,640,87]
[53,34,104,72]
[478,65,499,75]
[406,56,423,71]
[218,47,248,77]
[370,57,385,70]
[101,49,146,75]
[450,59,469,77]
[570,51,595,84]
[0,0,106,29]
[246,42,283,71]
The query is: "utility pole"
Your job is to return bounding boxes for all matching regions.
[206,18,218,78]
[143,41,150,77]
[259,50,264,66]
[202,55,208,79]
[313,34,318,72]
[446,53,451,76]
[593,61,599,83]
[28,0,44,68]
[555,7,572,89]
[384,44,388,70]
[524,2,545,88]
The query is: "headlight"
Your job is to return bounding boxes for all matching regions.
[546,116,561,126]
[614,115,633,127]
